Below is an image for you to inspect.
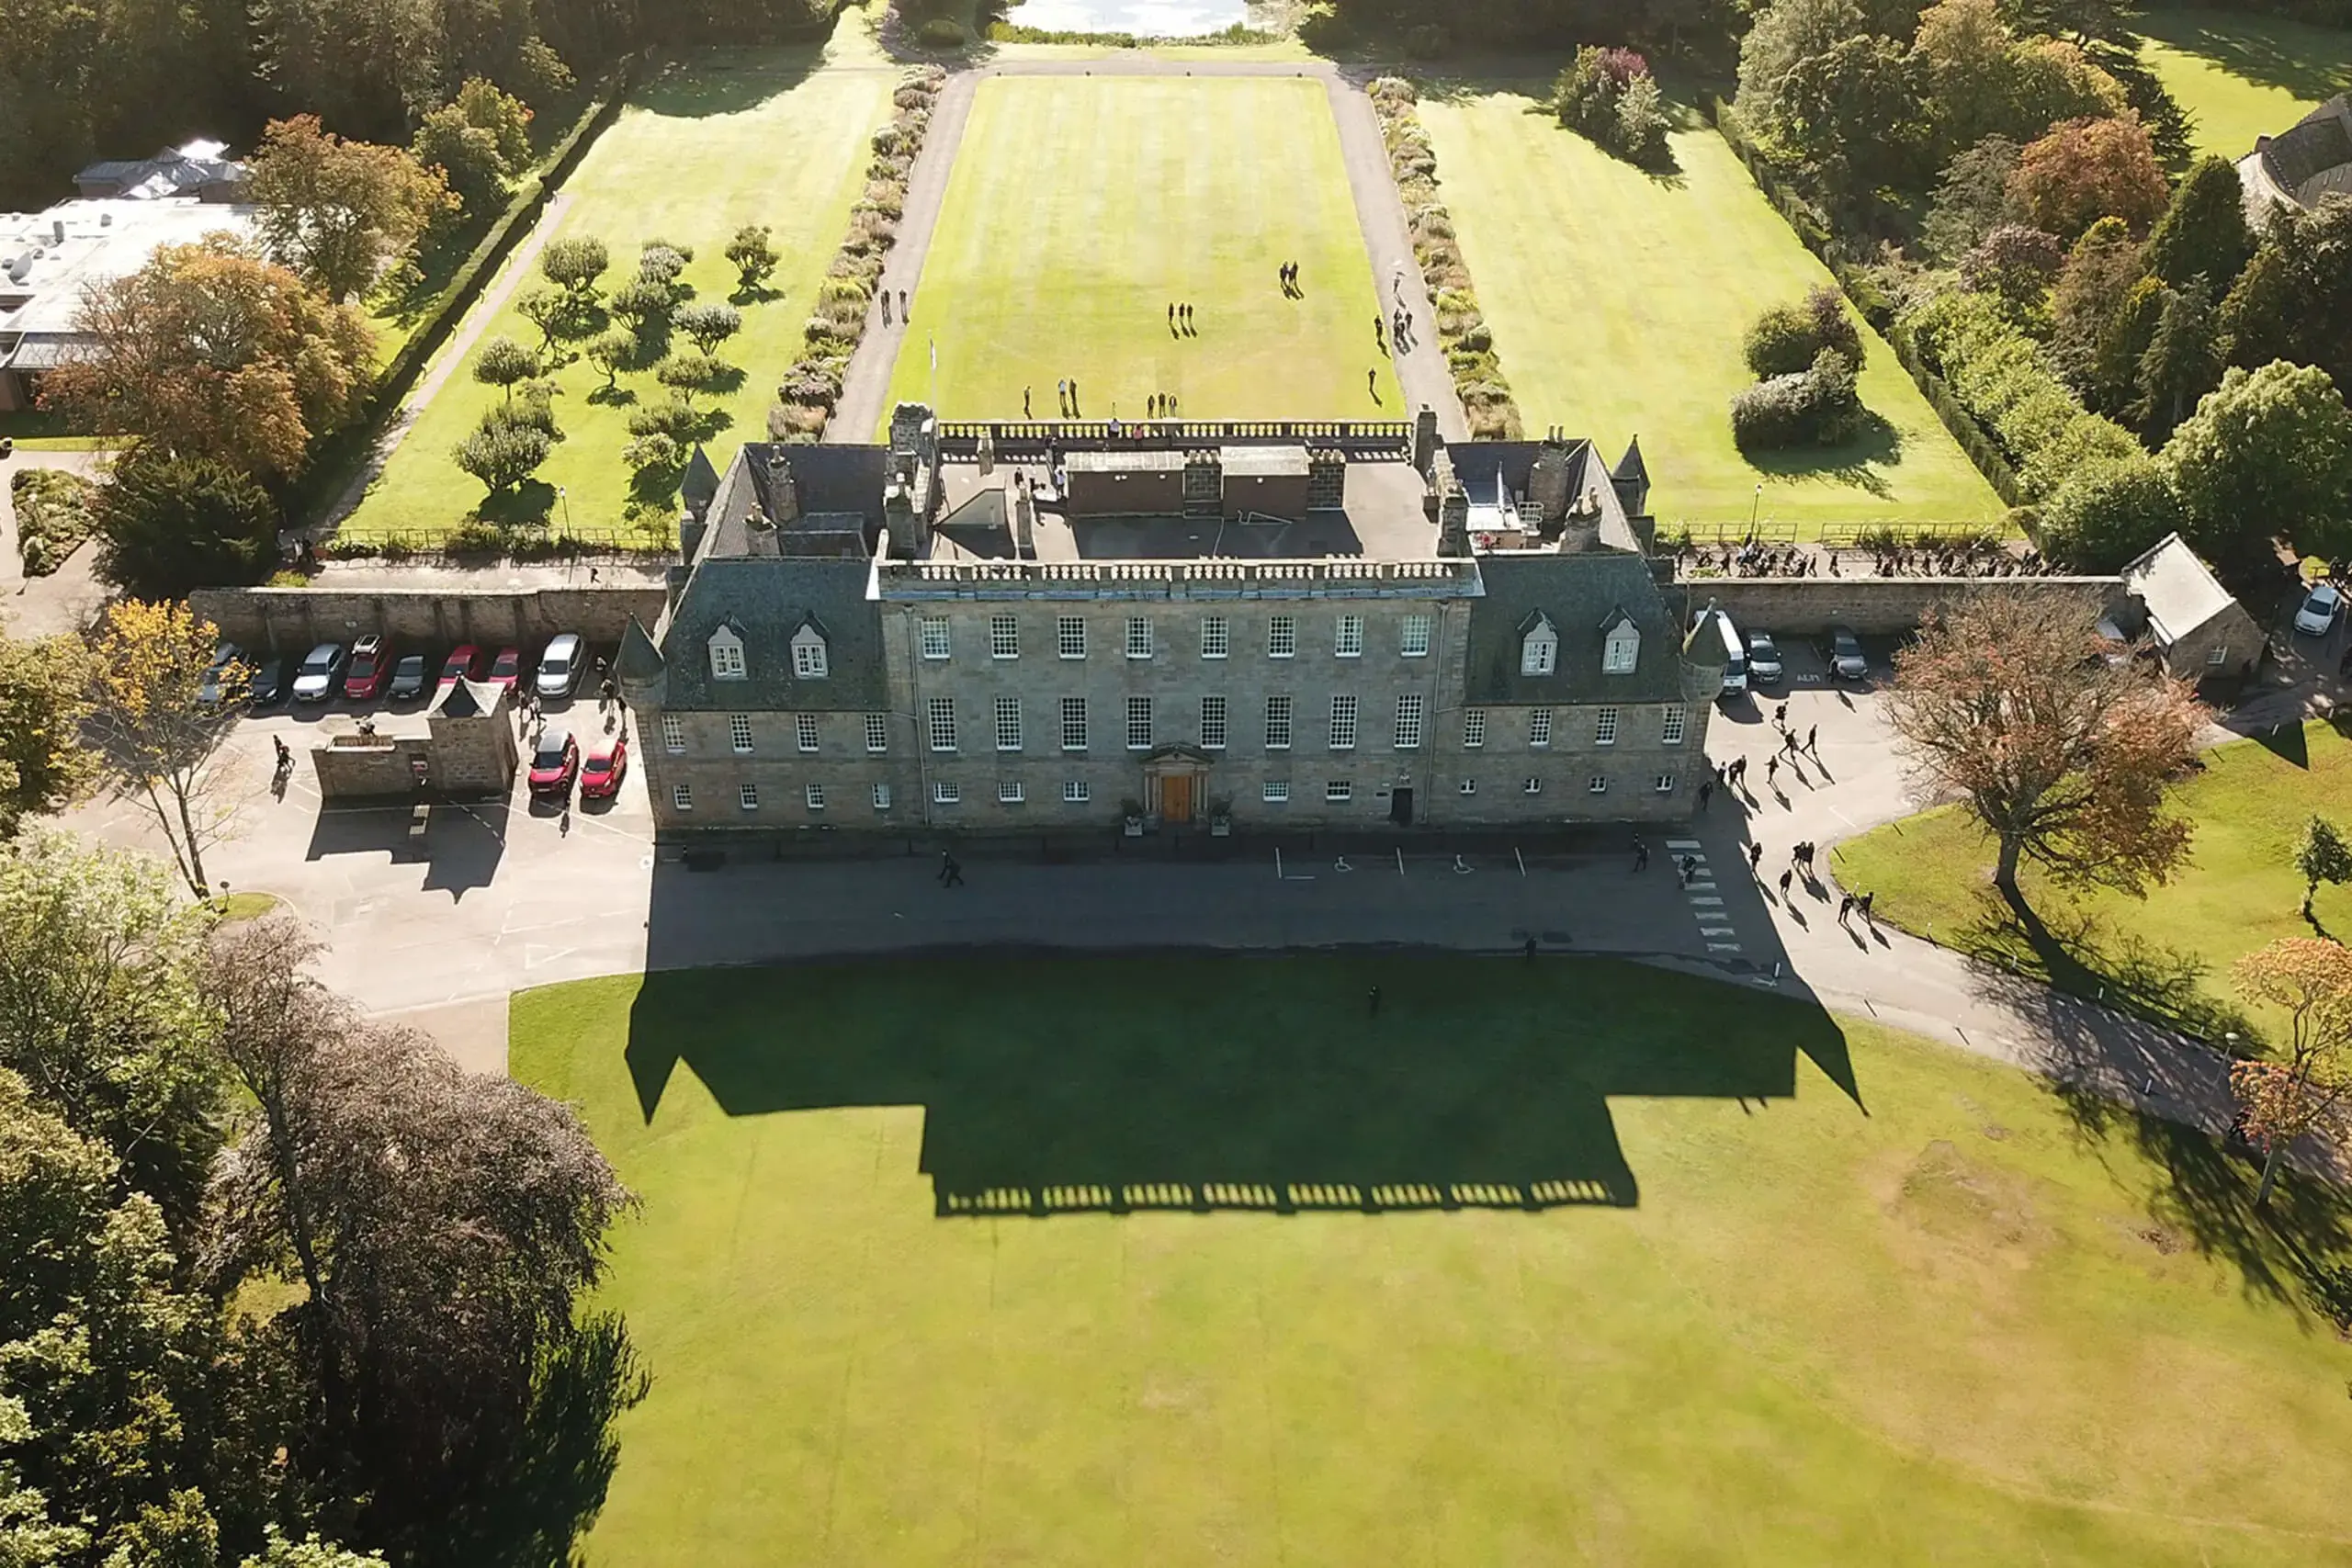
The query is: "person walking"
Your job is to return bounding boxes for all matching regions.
[899,288,909,320]
[1023,386,1032,418]
[937,852,964,888]
[1374,314,1386,354]
[1805,724,1819,756]
[1368,985,1383,1016]
[1678,854,1698,887]
[1368,367,1379,398]
[1774,701,1788,730]
[1747,841,1764,874]
[1783,728,1801,756]
[1698,778,1713,811]
[1633,833,1649,873]
[1765,755,1780,788]
[881,290,892,326]
[272,735,291,774]
[1182,302,1193,326]
[1859,891,1875,924]
[1169,302,1177,329]
[1778,867,1793,901]
[1838,893,1854,924]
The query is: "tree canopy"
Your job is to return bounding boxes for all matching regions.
[247,116,455,303]
[2161,360,2352,572]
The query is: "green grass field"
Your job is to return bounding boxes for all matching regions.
[1418,90,2006,534]
[2137,7,2352,161]
[876,77,1400,429]
[340,40,895,541]
[1836,721,2352,1046]
[512,955,2352,1568]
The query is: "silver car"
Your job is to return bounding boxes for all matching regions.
[1745,630,1784,685]
[290,642,346,705]
[1829,627,1868,681]
[534,633,584,701]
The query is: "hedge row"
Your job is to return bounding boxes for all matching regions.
[1367,77,1522,441]
[1898,288,2141,503]
[1885,322,2029,508]
[294,57,642,527]
[771,65,947,441]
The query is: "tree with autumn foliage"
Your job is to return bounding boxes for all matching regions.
[38,235,375,483]
[247,115,456,302]
[1885,592,2206,897]
[2230,939,2352,1207]
[84,601,246,898]
[2007,113,2167,240]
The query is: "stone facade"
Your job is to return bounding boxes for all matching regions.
[311,679,517,801]
[620,412,1717,842]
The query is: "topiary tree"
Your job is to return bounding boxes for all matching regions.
[608,276,674,335]
[514,287,572,363]
[638,240,694,296]
[2296,816,2352,918]
[675,300,742,355]
[1744,300,1820,378]
[454,420,551,496]
[470,335,537,402]
[1731,348,1863,449]
[584,328,635,390]
[654,351,727,407]
[539,235,609,299]
[726,224,779,292]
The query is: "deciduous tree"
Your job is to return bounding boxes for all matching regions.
[674,300,742,355]
[653,350,727,407]
[1959,222,2064,312]
[608,276,674,335]
[412,77,535,217]
[247,116,455,301]
[92,456,281,600]
[83,600,247,898]
[2231,938,2352,1206]
[2007,113,2166,239]
[1922,135,2021,260]
[1886,592,2205,896]
[0,633,96,838]
[0,830,220,1235]
[2161,360,2352,571]
[38,237,376,482]
[584,328,635,389]
[2036,453,2182,570]
[199,918,639,1562]
[454,422,552,497]
[2295,816,2352,917]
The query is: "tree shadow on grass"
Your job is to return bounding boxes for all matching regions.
[1955,886,2258,1048]
[585,384,638,409]
[631,46,829,120]
[478,479,558,527]
[1745,411,1902,498]
[2132,10,2352,104]
[415,1313,650,1568]
[729,282,785,309]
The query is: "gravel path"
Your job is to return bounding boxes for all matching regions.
[825,56,1469,441]
[316,191,576,534]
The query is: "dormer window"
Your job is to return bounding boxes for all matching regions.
[790,623,829,679]
[1602,615,1640,674]
[708,626,746,680]
[1520,615,1558,677]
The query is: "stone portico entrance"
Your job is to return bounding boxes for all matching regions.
[1140,744,1214,826]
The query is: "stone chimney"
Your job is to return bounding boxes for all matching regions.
[1413,404,1440,477]
[763,446,801,525]
[1012,472,1036,556]
[1526,426,1573,526]
[1430,447,1470,556]
[743,504,780,558]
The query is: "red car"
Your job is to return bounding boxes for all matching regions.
[342,634,392,702]
[487,646,524,694]
[436,644,481,698]
[579,731,628,799]
[526,727,579,798]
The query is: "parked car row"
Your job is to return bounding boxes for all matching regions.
[526,725,628,804]
[1687,608,1868,696]
[207,633,594,712]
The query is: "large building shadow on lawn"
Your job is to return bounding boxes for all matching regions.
[621,953,1857,1216]
[2133,10,2352,106]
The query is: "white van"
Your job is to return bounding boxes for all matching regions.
[1690,607,1747,695]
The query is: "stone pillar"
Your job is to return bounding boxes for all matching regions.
[1413,404,1439,477]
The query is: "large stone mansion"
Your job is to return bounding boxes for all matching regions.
[616,405,1722,840]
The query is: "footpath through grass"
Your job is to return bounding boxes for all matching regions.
[342,27,895,542]
[514,954,2352,1568]
[1419,88,2005,535]
[2136,7,2352,161]
[877,76,1400,429]
[1836,720,2352,1047]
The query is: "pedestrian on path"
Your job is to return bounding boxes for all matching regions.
[1678,854,1699,887]
[1169,302,1177,328]
[1374,314,1386,354]
[1783,728,1801,756]
[1838,893,1855,924]
[881,290,892,325]
[272,736,291,774]
[1368,367,1379,398]
[1859,891,1875,925]
[1805,724,1818,755]
[1747,842,1764,874]
[1774,702,1788,729]
[1069,378,1080,414]
[937,852,964,888]
[899,288,909,321]
[1182,302,1193,326]
[1699,779,1713,811]
[1368,985,1382,1016]
[1765,755,1780,788]
[1729,756,1747,788]
[1778,868,1793,900]
[1633,834,1649,873]
[1023,387,1032,418]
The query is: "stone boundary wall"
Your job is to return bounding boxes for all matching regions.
[189,585,667,656]
[1679,575,2125,637]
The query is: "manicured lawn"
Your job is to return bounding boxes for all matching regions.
[1418,90,2006,534]
[512,954,2352,1568]
[876,77,1400,429]
[341,34,896,542]
[1836,720,2352,1046]
[2136,7,2352,161]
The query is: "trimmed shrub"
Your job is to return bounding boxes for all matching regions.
[9,468,95,576]
[1730,349,1863,450]
[1742,286,1863,378]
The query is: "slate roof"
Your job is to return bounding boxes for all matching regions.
[616,615,664,685]
[657,557,888,713]
[2265,96,2352,192]
[2120,532,2243,644]
[1463,551,1688,705]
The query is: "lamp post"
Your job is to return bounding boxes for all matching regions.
[1749,483,1761,534]
[558,484,573,534]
